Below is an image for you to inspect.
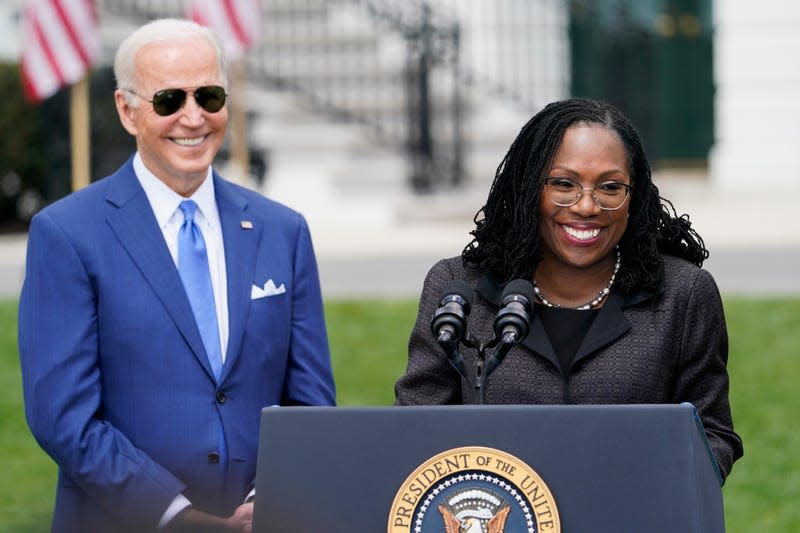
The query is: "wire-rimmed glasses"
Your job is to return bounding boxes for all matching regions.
[544,177,632,211]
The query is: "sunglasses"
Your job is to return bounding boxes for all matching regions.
[124,85,228,116]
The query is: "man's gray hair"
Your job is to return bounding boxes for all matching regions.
[114,18,227,105]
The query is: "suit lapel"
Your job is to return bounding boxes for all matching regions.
[520,308,560,368]
[215,176,261,382]
[476,275,563,369]
[477,272,633,371]
[573,291,631,364]
[104,163,216,380]
[521,292,632,370]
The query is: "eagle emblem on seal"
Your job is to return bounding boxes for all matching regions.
[438,487,511,533]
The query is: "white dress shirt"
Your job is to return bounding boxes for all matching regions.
[133,153,229,363]
[133,153,231,527]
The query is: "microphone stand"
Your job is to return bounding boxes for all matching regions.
[440,331,493,404]
[444,332,515,405]
[438,335,469,381]
[468,336,499,405]
[433,279,532,404]
[476,340,515,404]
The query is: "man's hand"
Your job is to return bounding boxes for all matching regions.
[227,502,254,533]
[166,502,253,533]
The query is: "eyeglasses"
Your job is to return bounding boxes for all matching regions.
[544,177,632,211]
[123,85,227,116]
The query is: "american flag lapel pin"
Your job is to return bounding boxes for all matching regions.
[240,220,253,229]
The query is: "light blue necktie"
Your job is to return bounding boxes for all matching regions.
[178,200,227,466]
[178,200,223,381]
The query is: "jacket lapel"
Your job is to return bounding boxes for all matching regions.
[572,291,631,365]
[521,309,560,368]
[476,275,559,368]
[477,272,638,370]
[214,176,261,382]
[104,162,216,380]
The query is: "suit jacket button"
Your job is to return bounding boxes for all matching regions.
[216,391,227,404]
[208,452,220,463]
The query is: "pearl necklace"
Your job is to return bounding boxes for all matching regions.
[533,247,621,310]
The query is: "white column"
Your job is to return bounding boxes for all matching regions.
[710,1,800,189]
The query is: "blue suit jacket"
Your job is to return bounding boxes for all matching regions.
[18,159,336,532]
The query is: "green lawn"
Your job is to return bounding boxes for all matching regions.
[721,299,800,530]
[1,297,798,532]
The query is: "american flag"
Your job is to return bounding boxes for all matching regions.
[20,0,100,102]
[190,0,262,62]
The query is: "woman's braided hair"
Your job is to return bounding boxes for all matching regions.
[462,98,708,292]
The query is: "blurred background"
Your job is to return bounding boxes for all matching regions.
[0,2,799,532]
[0,0,798,299]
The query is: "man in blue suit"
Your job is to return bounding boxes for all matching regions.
[18,18,336,532]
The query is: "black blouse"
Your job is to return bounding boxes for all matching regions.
[536,304,600,375]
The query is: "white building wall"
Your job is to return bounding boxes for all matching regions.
[434,0,569,110]
[710,1,800,189]
[0,0,21,60]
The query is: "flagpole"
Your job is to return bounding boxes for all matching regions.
[70,74,91,191]
[230,57,249,186]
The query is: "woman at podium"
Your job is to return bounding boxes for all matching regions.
[394,98,743,481]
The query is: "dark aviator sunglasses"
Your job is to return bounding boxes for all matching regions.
[124,85,227,116]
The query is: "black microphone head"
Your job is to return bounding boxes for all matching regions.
[500,279,534,309]
[431,280,474,342]
[494,279,534,342]
[439,279,474,313]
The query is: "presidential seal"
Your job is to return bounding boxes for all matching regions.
[388,446,560,533]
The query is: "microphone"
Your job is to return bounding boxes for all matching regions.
[480,279,534,386]
[493,279,534,344]
[430,280,474,380]
[430,280,473,344]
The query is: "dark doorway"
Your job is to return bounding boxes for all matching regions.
[569,0,714,166]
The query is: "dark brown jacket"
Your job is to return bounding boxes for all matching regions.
[395,254,743,481]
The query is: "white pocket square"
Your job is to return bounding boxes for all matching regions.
[251,279,286,299]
